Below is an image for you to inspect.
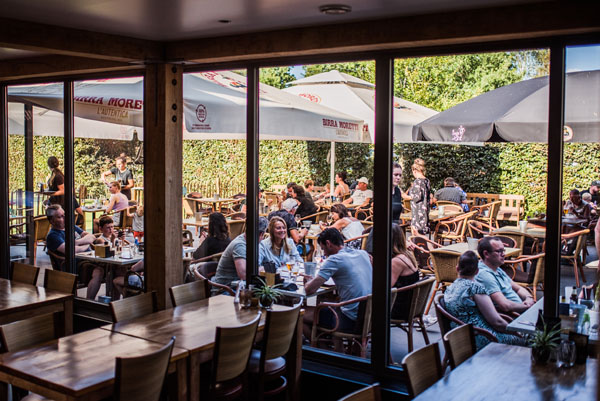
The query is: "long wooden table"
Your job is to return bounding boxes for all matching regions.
[0,278,73,335]
[414,342,597,400]
[439,242,521,258]
[100,294,301,401]
[0,328,188,401]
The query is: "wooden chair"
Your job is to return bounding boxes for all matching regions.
[492,230,538,257]
[343,233,369,250]
[467,220,494,239]
[503,253,545,300]
[401,342,443,397]
[354,206,372,221]
[194,272,236,296]
[114,336,175,401]
[311,294,372,358]
[110,291,158,323]
[560,229,589,287]
[228,219,246,239]
[494,235,517,249]
[433,211,476,244]
[390,277,436,355]
[225,211,246,220]
[209,313,261,400]
[118,205,135,230]
[498,194,525,223]
[473,200,501,228]
[408,235,441,275]
[443,324,476,370]
[436,200,461,207]
[11,262,40,285]
[248,304,302,400]
[47,249,66,272]
[299,210,328,225]
[183,197,196,218]
[424,249,460,314]
[182,229,194,247]
[32,215,51,265]
[188,252,223,281]
[169,280,209,306]
[437,204,463,214]
[44,269,77,294]
[0,313,61,401]
[338,383,381,401]
[433,294,498,369]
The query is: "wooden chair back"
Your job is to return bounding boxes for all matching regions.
[443,324,476,370]
[300,210,328,224]
[118,206,135,230]
[110,291,158,323]
[467,220,493,239]
[47,249,66,272]
[439,204,463,214]
[475,200,502,227]
[343,233,369,250]
[11,262,40,285]
[408,236,441,271]
[401,342,443,397]
[436,200,460,207]
[493,235,517,249]
[0,313,59,353]
[429,249,460,283]
[260,305,302,362]
[228,219,246,239]
[182,229,194,246]
[114,336,175,401]
[391,277,436,324]
[498,194,525,223]
[169,280,209,307]
[338,383,381,401]
[183,197,196,218]
[34,215,51,242]
[212,313,261,383]
[44,269,77,294]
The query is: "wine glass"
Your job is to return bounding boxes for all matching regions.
[326,214,333,225]
[295,214,302,225]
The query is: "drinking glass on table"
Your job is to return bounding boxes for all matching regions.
[295,214,302,225]
[326,214,333,225]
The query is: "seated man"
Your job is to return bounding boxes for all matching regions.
[303,228,373,342]
[290,184,318,218]
[433,177,467,206]
[45,205,98,298]
[565,189,592,224]
[342,177,373,209]
[475,236,535,314]
[580,180,599,205]
[212,216,269,289]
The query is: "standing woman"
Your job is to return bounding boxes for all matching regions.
[403,158,431,236]
[47,156,65,206]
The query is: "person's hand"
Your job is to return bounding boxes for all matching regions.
[523,297,535,308]
[406,239,416,251]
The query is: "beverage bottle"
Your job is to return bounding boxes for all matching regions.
[134,238,139,255]
[234,280,245,304]
[570,286,578,304]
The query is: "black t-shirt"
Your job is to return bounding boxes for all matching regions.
[392,186,404,222]
[295,196,318,218]
[111,167,134,199]
[193,236,231,260]
[48,170,65,206]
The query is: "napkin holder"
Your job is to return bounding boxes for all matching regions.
[95,244,114,258]
[257,272,283,286]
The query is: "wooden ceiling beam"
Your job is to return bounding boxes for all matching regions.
[167,2,600,64]
[0,17,162,63]
[0,55,138,81]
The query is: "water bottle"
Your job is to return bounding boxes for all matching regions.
[134,238,139,255]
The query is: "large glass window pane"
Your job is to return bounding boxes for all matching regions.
[560,45,600,307]
[182,70,247,292]
[7,82,64,282]
[74,76,144,301]
[259,63,375,360]
[393,49,550,364]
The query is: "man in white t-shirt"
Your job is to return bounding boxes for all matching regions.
[343,177,373,208]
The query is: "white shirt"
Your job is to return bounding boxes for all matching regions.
[351,189,373,206]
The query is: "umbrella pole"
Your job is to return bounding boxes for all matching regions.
[330,142,335,200]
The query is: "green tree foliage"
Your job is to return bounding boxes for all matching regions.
[259,67,296,89]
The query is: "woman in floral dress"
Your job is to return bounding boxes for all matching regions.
[403,158,431,236]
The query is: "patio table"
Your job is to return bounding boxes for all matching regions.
[438,242,520,258]
[413,342,596,400]
[0,328,188,401]
[0,277,73,334]
[400,210,461,222]
[100,294,302,401]
[506,297,543,334]
[493,225,546,239]
[76,251,143,300]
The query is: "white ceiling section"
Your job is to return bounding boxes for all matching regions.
[0,0,534,41]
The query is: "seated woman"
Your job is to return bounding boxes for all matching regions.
[193,212,232,259]
[390,224,420,321]
[316,172,350,202]
[93,181,129,232]
[322,204,364,249]
[444,251,526,350]
[260,216,303,266]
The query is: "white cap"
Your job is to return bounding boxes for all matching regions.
[357,177,369,184]
[281,198,298,211]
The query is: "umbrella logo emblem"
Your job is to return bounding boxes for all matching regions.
[196,104,207,122]
[563,125,573,142]
[451,125,465,142]
[298,93,321,104]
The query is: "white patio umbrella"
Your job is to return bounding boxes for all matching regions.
[8,71,367,143]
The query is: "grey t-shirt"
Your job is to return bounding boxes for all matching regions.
[318,248,372,320]
[213,234,247,287]
[434,186,465,204]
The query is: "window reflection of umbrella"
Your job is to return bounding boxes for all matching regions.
[413,70,600,143]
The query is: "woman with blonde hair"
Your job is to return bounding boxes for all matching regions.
[261,216,303,265]
[403,158,431,236]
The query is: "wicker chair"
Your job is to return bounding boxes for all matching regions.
[491,229,539,257]
[473,200,502,229]
[433,211,477,245]
[560,229,589,287]
[502,253,545,300]
[443,324,477,370]
[424,249,460,315]
[408,235,441,276]
[467,220,495,239]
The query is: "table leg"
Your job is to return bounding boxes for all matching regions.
[0,382,7,401]
[188,352,200,401]
[64,297,73,335]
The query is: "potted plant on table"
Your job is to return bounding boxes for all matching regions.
[253,277,283,309]
[528,317,561,365]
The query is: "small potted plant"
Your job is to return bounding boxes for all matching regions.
[528,317,561,365]
[253,277,283,309]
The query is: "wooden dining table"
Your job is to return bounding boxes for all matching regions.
[413,342,597,400]
[100,294,302,401]
[0,328,188,401]
[439,242,521,258]
[0,278,73,334]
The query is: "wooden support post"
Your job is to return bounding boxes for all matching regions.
[144,64,183,309]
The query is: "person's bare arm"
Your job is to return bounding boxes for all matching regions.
[125,177,134,191]
[490,291,529,314]
[234,258,246,280]
[360,197,372,208]
[290,228,307,244]
[101,170,112,183]
[474,294,510,332]
[53,183,65,197]
[77,232,96,245]
[304,275,326,295]
[106,195,116,213]
[512,282,535,307]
